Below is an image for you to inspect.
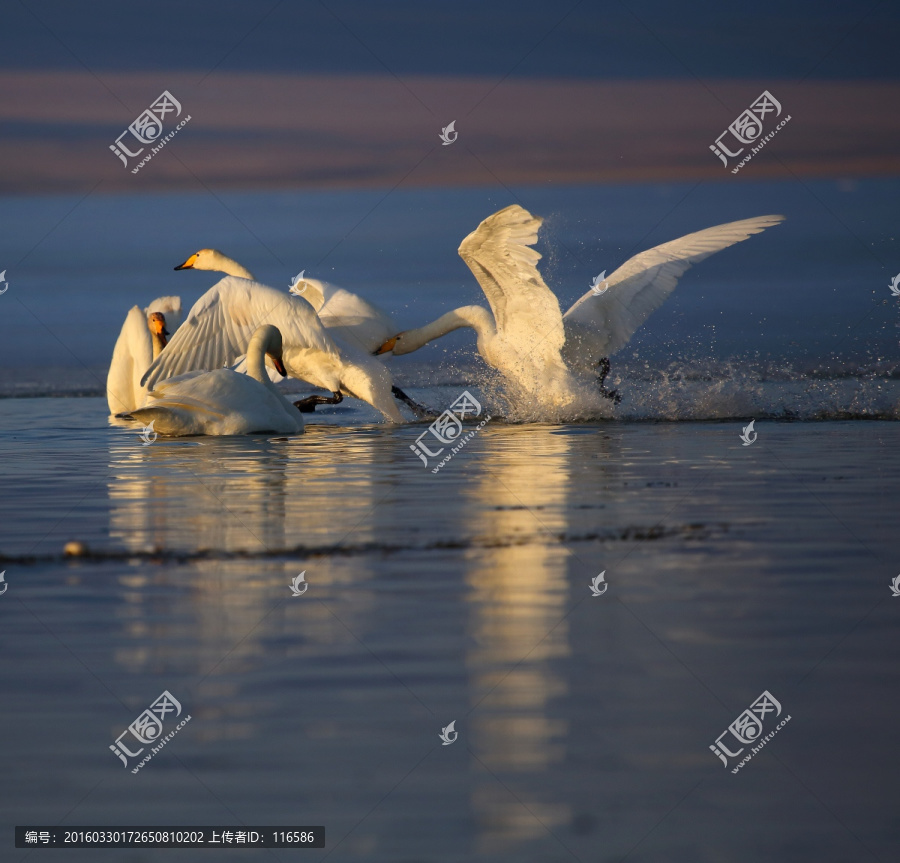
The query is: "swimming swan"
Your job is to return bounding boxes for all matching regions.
[107,296,181,415]
[127,324,303,436]
[142,276,405,423]
[377,205,784,405]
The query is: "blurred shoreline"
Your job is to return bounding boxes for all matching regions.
[1,72,899,194]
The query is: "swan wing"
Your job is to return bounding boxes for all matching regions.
[141,276,338,388]
[563,215,785,364]
[318,284,395,353]
[290,277,326,313]
[107,305,152,414]
[458,204,565,360]
[133,369,303,435]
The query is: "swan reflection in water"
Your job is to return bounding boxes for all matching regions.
[106,428,385,742]
[462,425,614,853]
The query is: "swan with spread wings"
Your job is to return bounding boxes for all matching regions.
[377,205,784,408]
[142,276,405,422]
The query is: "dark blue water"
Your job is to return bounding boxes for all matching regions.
[1,398,899,861]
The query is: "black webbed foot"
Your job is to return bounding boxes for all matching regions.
[391,385,438,419]
[597,357,622,405]
[293,391,344,413]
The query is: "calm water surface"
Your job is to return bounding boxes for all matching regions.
[1,398,898,862]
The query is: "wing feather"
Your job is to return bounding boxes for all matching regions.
[562,215,784,368]
[107,305,152,414]
[141,276,338,388]
[458,204,565,360]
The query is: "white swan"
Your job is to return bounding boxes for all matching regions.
[142,276,405,423]
[377,205,784,405]
[175,249,395,353]
[127,325,303,436]
[173,250,429,418]
[107,296,181,415]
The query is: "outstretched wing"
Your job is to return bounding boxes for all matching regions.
[141,276,337,388]
[562,215,784,368]
[458,204,565,362]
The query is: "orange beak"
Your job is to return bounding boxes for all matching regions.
[174,253,198,271]
[270,356,288,376]
[375,335,399,355]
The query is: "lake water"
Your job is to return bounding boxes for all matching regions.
[1,179,898,861]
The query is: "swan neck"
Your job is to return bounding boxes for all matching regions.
[245,327,285,395]
[150,331,167,360]
[246,329,271,382]
[403,306,494,351]
[211,251,255,280]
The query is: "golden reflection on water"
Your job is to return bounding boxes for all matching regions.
[463,426,594,852]
[105,420,618,853]
[106,429,384,742]
[107,427,389,554]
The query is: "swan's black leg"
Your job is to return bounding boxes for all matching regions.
[391,385,437,419]
[293,391,344,413]
[597,357,622,404]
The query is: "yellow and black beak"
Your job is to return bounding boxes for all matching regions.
[174,253,198,271]
[270,355,288,377]
[375,335,399,356]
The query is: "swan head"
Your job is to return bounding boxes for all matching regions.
[174,249,225,272]
[375,333,406,356]
[147,311,169,340]
[255,324,288,376]
[173,249,256,281]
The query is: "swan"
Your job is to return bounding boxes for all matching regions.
[126,325,303,436]
[173,249,428,417]
[174,249,395,353]
[142,276,406,423]
[107,296,181,415]
[376,205,784,407]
